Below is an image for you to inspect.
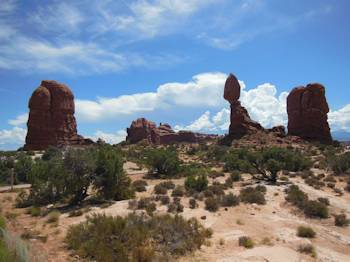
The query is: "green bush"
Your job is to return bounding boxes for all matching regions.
[154,184,168,195]
[205,197,219,212]
[285,185,309,208]
[14,153,33,183]
[132,180,148,192]
[189,198,198,209]
[167,200,184,213]
[328,152,350,174]
[297,226,316,238]
[298,244,316,257]
[159,181,175,190]
[239,187,266,205]
[238,236,254,249]
[0,215,5,229]
[145,148,180,177]
[159,195,170,205]
[185,174,208,192]
[303,200,329,219]
[28,206,41,217]
[94,146,134,201]
[224,147,311,183]
[65,213,212,261]
[172,185,185,197]
[46,211,61,223]
[334,214,349,227]
[221,193,240,207]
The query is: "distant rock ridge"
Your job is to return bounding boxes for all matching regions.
[126,118,217,144]
[24,80,93,151]
[287,83,332,143]
[224,73,264,139]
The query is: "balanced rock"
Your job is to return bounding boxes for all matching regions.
[224,73,263,139]
[126,118,217,144]
[287,83,332,142]
[24,80,92,150]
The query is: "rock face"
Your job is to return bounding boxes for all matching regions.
[126,118,217,144]
[224,74,263,139]
[287,83,332,142]
[24,80,92,150]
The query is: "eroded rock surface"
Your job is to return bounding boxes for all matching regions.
[224,73,263,139]
[126,118,217,144]
[24,80,92,150]
[287,83,332,142]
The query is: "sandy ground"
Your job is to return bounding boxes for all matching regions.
[0,160,349,262]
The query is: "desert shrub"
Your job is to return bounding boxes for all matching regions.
[238,236,254,249]
[328,152,350,174]
[297,226,316,238]
[185,174,208,192]
[145,148,180,177]
[14,153,33,183]
[205,197,219,212]
[159,181,175,189]
[285,185,328,218]
[255,185,267,193]
[206,145,229,161]
[317,197,330,206]
[46,211,61,223]
[205,184,225,197]
[132,180,148,192]
[224,147,311,183]
[208,171,225,179]
[304,201,329,219]
[334,214,350,227]
[68,210,84,217]
[42,146,62,161]
[66,213,212,261]
[298,244,316,257]
[189,198,198,209]
[154,184,168,195]
[324,175,336,183]
[63,148,96,205]
[239,187,266,205]
[230,171,241,182]
[137,197,154,210]
[221,193,240,207]
[94,146,134,201]
[172,185,185,197]
[0,215,5,229]
[167,199,184,213]
[285,185,309,208]
[28,206,41,217]
[159,195,170,205]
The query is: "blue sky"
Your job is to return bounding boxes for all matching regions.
[1,0,350,149]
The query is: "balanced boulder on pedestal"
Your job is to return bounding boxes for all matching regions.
[224,73,263,139]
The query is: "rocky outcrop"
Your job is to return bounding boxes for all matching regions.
[126,118,217,144]
[24,80,93,151]
[224,73,263,139]
[287,83,332,142]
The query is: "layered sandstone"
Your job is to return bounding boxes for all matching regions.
[126,118,217,144]
[287,83,332,142]
[24,80,92,150]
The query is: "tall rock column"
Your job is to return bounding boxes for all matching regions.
[24,80,90,150]
[224,73,263,139]
[287,83,332,142]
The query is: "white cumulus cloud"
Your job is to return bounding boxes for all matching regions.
[0,127,26,147]
[8,113,28,126]
[329,105,350,132]
[88,130,127,144]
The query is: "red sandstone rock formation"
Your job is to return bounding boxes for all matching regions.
[126,118,217,144]
[287,83,332,142]
[24,80,93,150]
[224,73,263,139]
